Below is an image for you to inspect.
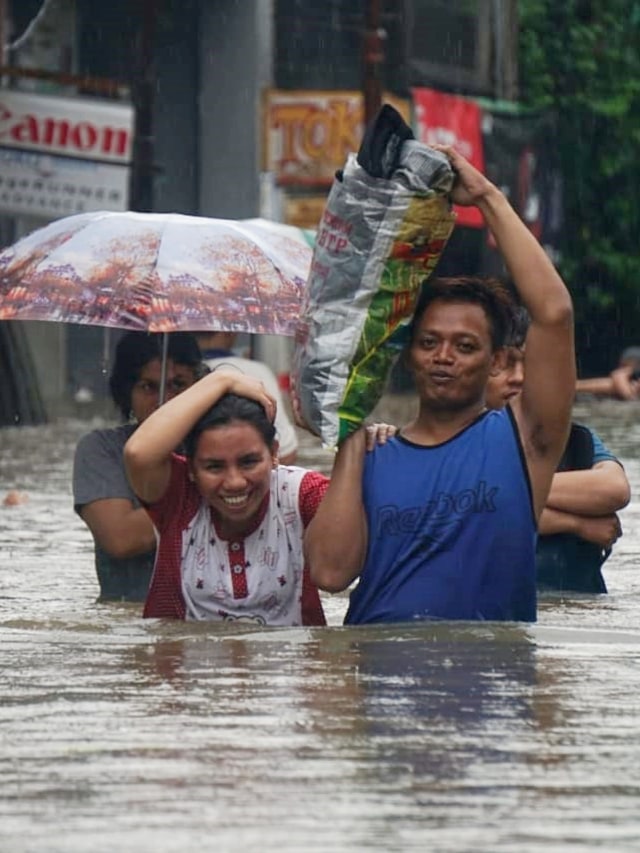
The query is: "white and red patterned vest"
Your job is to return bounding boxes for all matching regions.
[181,467,308,625]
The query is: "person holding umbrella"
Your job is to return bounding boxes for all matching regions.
[73,331,206,602]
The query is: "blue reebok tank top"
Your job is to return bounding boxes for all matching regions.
[345,408,537,624]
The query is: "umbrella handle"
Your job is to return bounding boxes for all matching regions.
[101,328,111,377]
[159,332,169,405]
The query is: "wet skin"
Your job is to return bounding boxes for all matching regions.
[408,300,502,413]
[188,421,278,539]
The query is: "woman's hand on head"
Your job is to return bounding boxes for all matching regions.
[210,368,277,422]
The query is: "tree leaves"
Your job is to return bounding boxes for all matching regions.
[519,0,640,372]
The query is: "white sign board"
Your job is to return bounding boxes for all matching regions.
[0,90,134,217]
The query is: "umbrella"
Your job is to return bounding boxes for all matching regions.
[0,211,315,335]
[0,210,316,409]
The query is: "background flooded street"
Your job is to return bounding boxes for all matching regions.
[1,397,640,852]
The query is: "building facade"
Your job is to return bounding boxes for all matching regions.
[0,0,521,420]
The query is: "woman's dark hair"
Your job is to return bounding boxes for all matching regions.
[109,331,203,419]
[184,393,277,458]
[409,276,514,351]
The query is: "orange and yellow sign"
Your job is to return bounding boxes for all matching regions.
[263,89,410,187]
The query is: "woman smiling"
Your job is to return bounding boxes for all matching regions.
[124,369,329,625]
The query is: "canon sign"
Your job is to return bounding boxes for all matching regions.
[0,89,134,164]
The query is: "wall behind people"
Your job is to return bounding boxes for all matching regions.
[77,0,200,215]
[0,322,47,426]
[198,0,269,219]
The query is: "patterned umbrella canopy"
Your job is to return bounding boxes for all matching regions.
[0,211,315,335]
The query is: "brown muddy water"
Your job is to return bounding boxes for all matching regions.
[1,395,639,852]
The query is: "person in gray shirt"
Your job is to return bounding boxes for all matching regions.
[73,331,205,601]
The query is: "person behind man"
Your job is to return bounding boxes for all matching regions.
[486,306,630,593]
[73,331,206,602]
[195,331,298,464]
[303,144,576,624]
[576,347,640,400]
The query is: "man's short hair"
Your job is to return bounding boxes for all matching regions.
[410,276,514,351]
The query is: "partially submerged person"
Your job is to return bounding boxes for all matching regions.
[73,331,205,602]
[195,331,299,464]
[486,308,630,593]
[576,346,640,400]
[123,369,329,625]
[304,144,576,624]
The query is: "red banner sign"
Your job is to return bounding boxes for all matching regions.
[412,87,484,229]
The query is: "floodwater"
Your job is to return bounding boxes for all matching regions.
[1,397,639,853]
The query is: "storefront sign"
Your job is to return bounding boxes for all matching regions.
[412,87,485,229]
[265,89,410,187]
[0,89,134,217]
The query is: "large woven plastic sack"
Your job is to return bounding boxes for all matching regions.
[292,106,456,448]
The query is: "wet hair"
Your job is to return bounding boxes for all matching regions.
[109,331,203,419]
[409,276,514,351]
[184,393,277,459]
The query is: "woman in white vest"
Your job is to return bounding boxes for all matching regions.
[124,369,329,625]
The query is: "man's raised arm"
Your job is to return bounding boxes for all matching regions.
[435,144,575,519]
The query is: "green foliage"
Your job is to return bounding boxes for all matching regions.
[518,0,640,371]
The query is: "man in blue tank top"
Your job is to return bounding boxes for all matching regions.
[304,145,576,624]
